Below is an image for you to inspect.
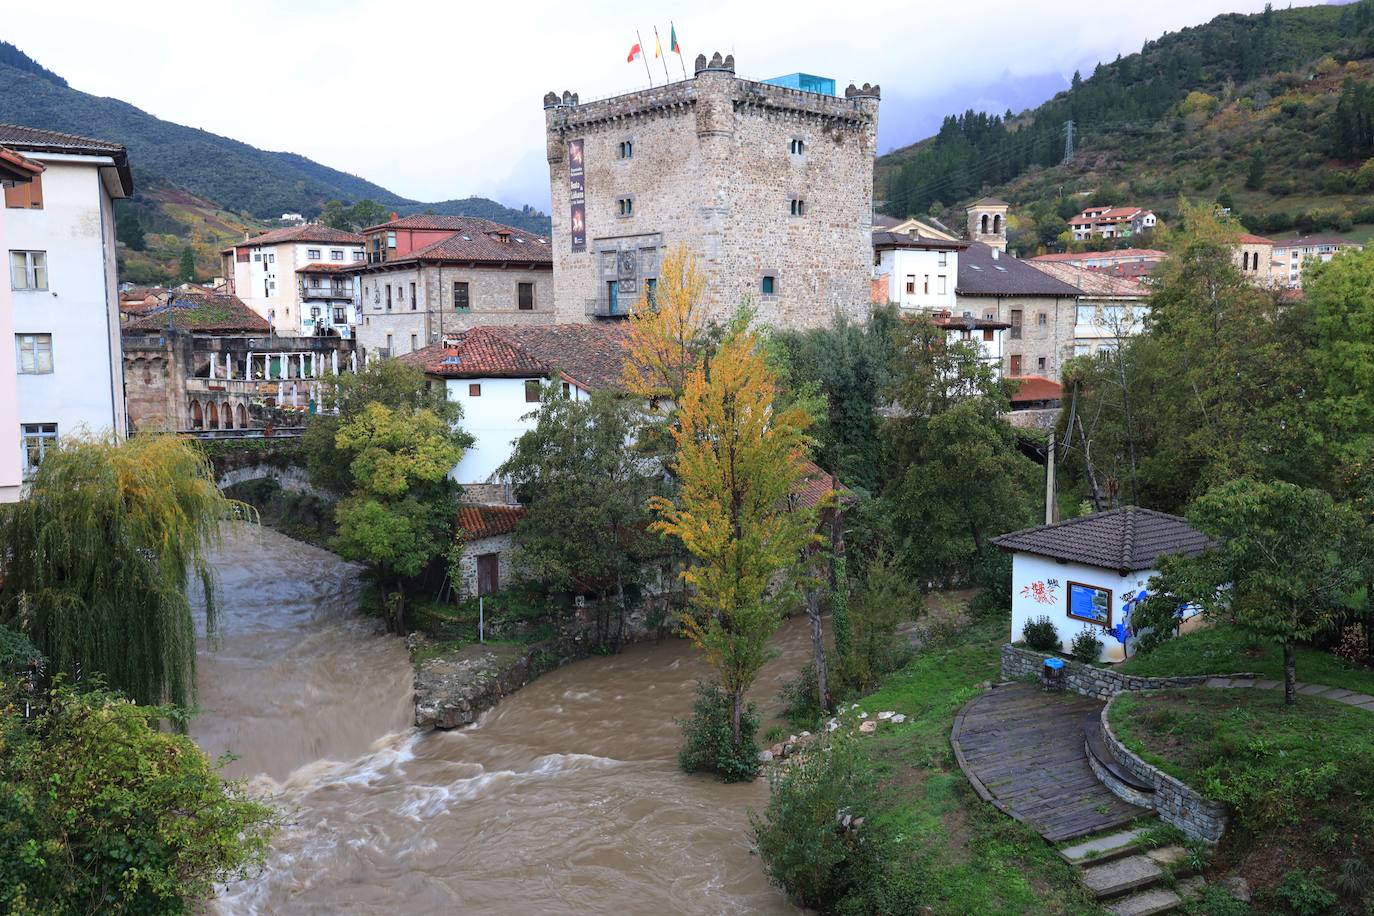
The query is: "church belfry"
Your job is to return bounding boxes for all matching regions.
[966,196,1010,251]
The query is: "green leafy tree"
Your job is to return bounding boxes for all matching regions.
[0,435,237,711]
[652,327,817,749]
[499,388,661,648]
[318,199,351,230]
[178,245,196,282]
[1157,478,1366,704]
[116,208,145,251]
[348,199,388,230]
[1306,246,1374,463]
[1244,149,1267,190]
[882,314,1037,581]
[0,679,276,914]
[330,401,468,633]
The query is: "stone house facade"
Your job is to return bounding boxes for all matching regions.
[455,505,525,599]
[544,53,879,330]
[956,242,1081,379]
[352,219,553,360]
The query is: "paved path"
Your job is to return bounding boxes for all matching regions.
[1203,677,1374,711]
[951,683,1148,843]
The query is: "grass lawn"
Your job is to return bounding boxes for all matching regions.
[1110,688,1374,912]
[1117,623,1374,696]
[840,615,1100,915]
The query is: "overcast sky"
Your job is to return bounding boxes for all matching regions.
[8,0,1310,210]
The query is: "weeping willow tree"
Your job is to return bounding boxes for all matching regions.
[0,434,242,712]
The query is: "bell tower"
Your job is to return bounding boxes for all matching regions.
[967,197,1010,251]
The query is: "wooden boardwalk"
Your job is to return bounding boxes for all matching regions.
[951,683,1149,843]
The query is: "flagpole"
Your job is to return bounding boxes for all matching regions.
[637,30,654,86]
[654,25,671,83]
[672,21,687,80]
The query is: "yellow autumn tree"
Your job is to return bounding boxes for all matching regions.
[652,326,818,745]
[622,243,707,404]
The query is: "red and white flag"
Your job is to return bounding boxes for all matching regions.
[626,42,642,63]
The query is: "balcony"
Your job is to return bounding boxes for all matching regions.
[585,298,630,319]
[300,285,356,301]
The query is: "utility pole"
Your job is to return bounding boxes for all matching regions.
[1045,429,1058,524]
[1063,120,1074,164]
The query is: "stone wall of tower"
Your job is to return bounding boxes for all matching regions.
[544,55,879,330]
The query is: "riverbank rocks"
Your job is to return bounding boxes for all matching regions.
[413,642,534,729]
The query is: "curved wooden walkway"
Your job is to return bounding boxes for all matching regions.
[951,683,1148,843]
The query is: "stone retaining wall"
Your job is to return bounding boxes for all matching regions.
[1001,644,1257,700]
[1101,696,1230,843]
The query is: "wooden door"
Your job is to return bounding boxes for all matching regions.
[1010,354,1022,376]
[477,553,500,596]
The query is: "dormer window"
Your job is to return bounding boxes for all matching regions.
[618,139,634,159]
[789,198,805,217]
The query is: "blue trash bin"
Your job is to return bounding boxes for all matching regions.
[1043,656,1065,689]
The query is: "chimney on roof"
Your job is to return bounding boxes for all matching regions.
[991,248,1000,260]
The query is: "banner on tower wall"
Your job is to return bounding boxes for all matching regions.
[568,139,586,252]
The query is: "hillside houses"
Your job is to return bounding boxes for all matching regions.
[1068,206,1157,241]
[1272,234,1365,288]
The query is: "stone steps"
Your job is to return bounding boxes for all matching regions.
[1057,826,1150,866]
[1081,853,1166,899]
[1104,887,1184,916]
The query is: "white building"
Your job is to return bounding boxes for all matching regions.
[221,225,365,337]
[993,507,1214,663]
[1024,259,1151,358]
[0,144,46,500]
[399,323,631,491]
[872,228,965,312]
[1068,206,1157,241]
[1270,235,1364,289]
[1,124,132,485]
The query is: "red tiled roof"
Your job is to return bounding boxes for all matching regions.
[0,146,43,182]
[374,224,552,266]
[1009,375,1062,404]
[1236,233,1274,246]
[229,225,364,250]
[402,324,631,390]
[793,461,849,511]
[1026,260,1150,298]
[123,293,269,333]
[456,504,527,539]
[1029,249,1166,264]
[1271,234,1363,249]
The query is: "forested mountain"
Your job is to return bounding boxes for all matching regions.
[879,0,1374,253]
[0,41,550,282]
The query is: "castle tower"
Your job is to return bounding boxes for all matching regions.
[543,55,880,330]
[967,197,1010,251]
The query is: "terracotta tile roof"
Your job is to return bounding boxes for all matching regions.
[1236,233,1274,246]
[0,146,43,182]
[1029,249,1166,264]
[1025,260,1150,298]
[402,324,631,390]
[229,225,364,249]
[931,313,1011,330]
[0,123,132,195]
[1271,234,1363,249]
[456,504,527,539]
[124,293,269,333]
[1008,374,1062,404]
[957,243,1083,297]
[793,461,849,510]
[369,221,552,267]
[992,506,1217,572]
[970,196,1010,207]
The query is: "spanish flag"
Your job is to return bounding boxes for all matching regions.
[627,42,642,63]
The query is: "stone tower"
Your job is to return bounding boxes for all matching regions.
[543,54,880,330]
[967,197,1010,251]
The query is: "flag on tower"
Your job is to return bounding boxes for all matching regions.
[654,31,664,58]
[670,23,680,54]
[627,42,643,63]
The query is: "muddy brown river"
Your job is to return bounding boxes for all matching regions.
[191,524,801,914]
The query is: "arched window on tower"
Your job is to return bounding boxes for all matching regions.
[980,214,990,234]
[993,214,1002,235]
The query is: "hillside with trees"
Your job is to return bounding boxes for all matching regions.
[879,0,1374,253]
[0,41,551,283]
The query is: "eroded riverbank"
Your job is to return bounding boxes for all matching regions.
[191,524,801,914]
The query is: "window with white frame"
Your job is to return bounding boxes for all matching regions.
[331,249,344,261]
[353,250,365,262]
[21,422,56,475]
[10,251,47,290]
[307,248,322,260]
[16,333,52,373]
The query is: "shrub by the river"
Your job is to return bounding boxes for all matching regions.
[752,739,925,914]
[0,680,277,914]
[678,682,760,783]
[780,662,824,730]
